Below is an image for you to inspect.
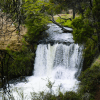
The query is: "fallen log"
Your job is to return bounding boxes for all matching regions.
[50,15,73,33]
[57,14,72,21]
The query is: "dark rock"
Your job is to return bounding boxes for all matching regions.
[38,39,74,46]
[9,76,27,85]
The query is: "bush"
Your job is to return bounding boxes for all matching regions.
[4,41,34,79]
[63,91,80,100]
[56,16,72,28]
[82,37,98,70]
[78,56,100,99]
[72,16,98,70]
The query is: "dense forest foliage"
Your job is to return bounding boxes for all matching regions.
[0,0,100,100]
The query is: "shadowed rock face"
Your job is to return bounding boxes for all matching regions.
[38,39,74,46]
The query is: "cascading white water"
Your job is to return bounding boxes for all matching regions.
[1,24,83,100]
[34,43,83,78]
[33,43,83,90]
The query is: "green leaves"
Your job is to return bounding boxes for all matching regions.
[72,17,83,28]
[72,16,94,43]
[8,47,34,76]
[23,0,51,44]
[79,64,100,95]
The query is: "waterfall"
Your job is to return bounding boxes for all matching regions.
[34,43,83,78]
[1,24,83,100]
[32,42,83,92]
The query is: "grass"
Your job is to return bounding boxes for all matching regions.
[56,18,72,27]
[54,14,80,28]
[54,14,72,28]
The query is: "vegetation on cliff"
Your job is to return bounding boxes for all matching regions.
[78,56,100,100]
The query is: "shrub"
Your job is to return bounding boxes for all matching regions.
[56,16,72,28]
[4,41,34,79]
[78,56,100,99]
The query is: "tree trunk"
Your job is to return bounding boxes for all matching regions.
[73,7,75,19]
[98,34,100,53]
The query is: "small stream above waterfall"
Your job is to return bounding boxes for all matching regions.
[2,23,83,100]
[46,24,74,42]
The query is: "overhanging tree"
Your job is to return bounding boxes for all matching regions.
[72,0,100,52]
[71,0,100,68]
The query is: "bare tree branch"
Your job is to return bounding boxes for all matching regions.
[50,15,73,33]
[57,14,72,21]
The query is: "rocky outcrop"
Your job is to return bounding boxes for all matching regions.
[38,39,74,46]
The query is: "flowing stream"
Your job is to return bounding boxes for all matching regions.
[1,24,83,100]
